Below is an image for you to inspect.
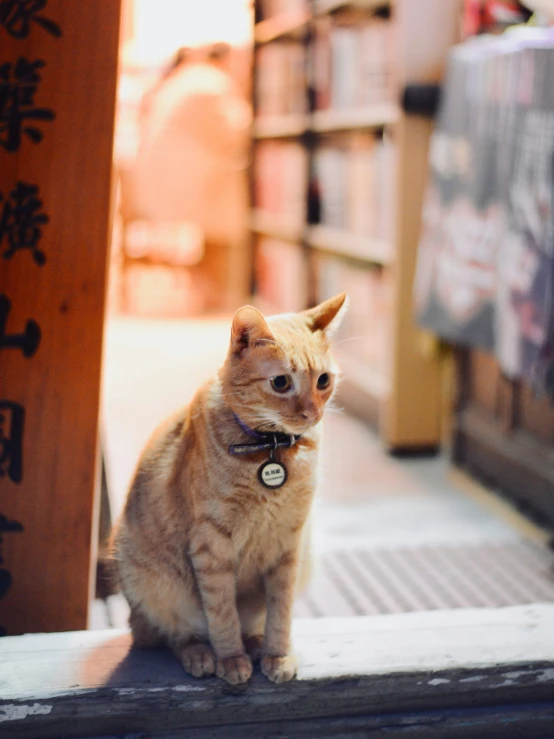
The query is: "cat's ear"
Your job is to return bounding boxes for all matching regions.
[303,292,348,335]
[231,305,275,354]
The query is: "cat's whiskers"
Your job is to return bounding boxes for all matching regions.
[323,406,343,416]
[331,335,363,348]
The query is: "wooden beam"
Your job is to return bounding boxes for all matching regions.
[1,605,553,737]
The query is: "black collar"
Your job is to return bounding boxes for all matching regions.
[229,413,301,456]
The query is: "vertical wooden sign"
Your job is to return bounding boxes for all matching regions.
[0,0,121,635]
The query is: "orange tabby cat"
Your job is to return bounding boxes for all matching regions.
[111,293,347,685]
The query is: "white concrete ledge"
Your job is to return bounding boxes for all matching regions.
[1,604,554,738]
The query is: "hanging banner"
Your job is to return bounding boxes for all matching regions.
[415,29,554,397]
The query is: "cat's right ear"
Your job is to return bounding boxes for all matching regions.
[231,305,274,355]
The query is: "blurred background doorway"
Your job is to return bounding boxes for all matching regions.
[95,0,554,628]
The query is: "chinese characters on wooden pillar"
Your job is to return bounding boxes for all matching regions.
[1,181,50,264]
[0,0,56,637]
[0,401,25,483]
[0,0,120,635]
[0,1,62,39]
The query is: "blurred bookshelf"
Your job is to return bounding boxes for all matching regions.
[250,0,460,450]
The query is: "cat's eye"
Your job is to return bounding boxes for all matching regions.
[270,375,292,393]
[317,372,331,390]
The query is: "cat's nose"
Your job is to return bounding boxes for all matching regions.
[300,404,321,424]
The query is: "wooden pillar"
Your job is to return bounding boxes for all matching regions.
[0,0,121,635]
[385,0,462,449]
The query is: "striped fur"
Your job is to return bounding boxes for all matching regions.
[111,293,347,684]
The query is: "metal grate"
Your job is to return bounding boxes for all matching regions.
[294,540,554,618]
[91,540,554,628]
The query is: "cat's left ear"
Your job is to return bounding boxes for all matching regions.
[303,292,348,336]
[231,305,275,354]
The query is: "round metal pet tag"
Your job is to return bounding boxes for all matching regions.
[258,460,287,489]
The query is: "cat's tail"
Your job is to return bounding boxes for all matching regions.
[95,551,122,600]
[96,523,122,600]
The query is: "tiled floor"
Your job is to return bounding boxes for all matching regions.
[93,315,554,628]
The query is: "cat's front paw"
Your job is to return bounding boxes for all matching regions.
[261,653,298,683]
[216,654,252,685]
[179,643,216,678]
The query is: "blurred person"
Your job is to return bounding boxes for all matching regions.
[133,42,252,312]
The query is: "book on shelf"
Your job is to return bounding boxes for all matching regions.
[254,141,308,229]
[313,145,346,228]
[312,15,332,111]
[256,42,307,117]
[255,237,308,312]
[347,134,375,237]
[312,132,396,247]
[312,15,397,112]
